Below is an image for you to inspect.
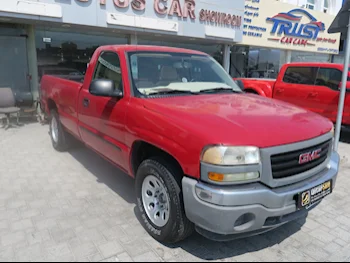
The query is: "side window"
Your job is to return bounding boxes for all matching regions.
[315,68,342,90]
[283,67,318,85]
[93,52,122,90]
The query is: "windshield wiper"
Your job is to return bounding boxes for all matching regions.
[148,90,199,96]
[148,87,241,96]
[199,87,242,94]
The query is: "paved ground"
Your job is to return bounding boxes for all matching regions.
[1,122,350,262]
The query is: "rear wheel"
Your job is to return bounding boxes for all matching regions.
[49,110,72,152]
[135,157,194,244]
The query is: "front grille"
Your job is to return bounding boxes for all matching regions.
[271,139,331,179]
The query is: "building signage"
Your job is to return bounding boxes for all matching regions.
[106,0,242,41]
[267,9,337,47]
[106,0,242,28]
[242,0,340,54]
[0,0,243,43]
[75,0,242,28]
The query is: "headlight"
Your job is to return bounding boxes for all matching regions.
[201,146,260,166]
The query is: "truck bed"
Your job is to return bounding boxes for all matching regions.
[40,75,83,137]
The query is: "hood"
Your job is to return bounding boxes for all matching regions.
[142,94,333,148]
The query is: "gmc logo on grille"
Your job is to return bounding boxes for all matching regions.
[299,149,322,165]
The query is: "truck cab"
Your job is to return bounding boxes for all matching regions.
[238,63,350,127]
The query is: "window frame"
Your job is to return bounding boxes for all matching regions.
[282,66,319,86]
[92,51,124,92]
[306,3,315,10]
[306,0,315,10]
[323,0,329,13]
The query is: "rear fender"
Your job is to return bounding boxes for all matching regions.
[45,97,59,116]
[243,82,273,98]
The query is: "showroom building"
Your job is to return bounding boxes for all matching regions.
[0,0,342,101]
[0,0,244,101]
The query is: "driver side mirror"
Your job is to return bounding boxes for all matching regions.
[89,79,123,97]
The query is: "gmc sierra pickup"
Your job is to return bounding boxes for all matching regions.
[237,62,350,127]
[41,45,339,243]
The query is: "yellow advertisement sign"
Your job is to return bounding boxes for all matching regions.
[242,0,341,54]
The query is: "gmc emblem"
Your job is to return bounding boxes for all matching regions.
[299,149,322,165]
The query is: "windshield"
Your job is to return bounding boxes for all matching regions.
[127,51,242,96]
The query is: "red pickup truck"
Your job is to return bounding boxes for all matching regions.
[40,45,339,243]
[237,63,350,127]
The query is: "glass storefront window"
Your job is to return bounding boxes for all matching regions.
[35,28,128,81]
[0,23,26,37]
[0,23,30,96]
[291,51,331,63]
[137,37,224,65]
[229,46,281,79]
[333,55,344,64]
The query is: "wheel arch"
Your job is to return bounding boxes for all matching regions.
[130,140,185,179]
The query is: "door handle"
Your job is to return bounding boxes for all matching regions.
[308,92,318,97]
[83,98,90,107]
[276,88,285,93]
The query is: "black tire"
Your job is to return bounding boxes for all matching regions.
[135,157,194,244]
[49,110,72,152]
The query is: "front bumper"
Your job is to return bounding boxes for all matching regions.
[182,151,340,241]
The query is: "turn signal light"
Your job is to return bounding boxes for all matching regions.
[208,172,260,183]
[208,172,225,182]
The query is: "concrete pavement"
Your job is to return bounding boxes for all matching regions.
[0,123,350,262]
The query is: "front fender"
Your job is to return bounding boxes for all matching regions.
[129,127,198,177]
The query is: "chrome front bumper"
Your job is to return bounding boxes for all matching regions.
[182,151,340,241]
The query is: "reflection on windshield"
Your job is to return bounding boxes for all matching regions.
[128,52,242,96]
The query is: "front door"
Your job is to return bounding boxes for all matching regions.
[273,66,319,112]
[0,36,30,95]
[78,51,128,170]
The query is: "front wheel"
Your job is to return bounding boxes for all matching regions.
[135,158,194,244]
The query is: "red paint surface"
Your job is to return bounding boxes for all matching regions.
[41,46,333,180]
[237,62,350,126]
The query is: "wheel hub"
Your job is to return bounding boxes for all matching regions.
[142,175,170,228]
[51,117,59,143]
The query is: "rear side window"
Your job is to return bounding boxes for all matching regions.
[93,52,122,90]
[283,67,318,85]
[315,68,342,90]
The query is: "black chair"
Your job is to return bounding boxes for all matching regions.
[0,88,21,130]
